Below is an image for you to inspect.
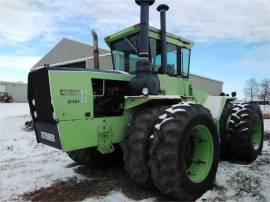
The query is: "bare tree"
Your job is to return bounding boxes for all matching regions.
[259,78,270,105]
[244,78,259,101]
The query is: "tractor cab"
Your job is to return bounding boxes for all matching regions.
[105,25,194,78]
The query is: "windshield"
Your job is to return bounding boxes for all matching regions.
[110,35,190,77]
[111,34,139,73]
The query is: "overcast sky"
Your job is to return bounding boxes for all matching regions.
[0,0,270,98]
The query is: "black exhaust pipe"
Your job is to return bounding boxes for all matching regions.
[129,0,160,95]
[91,30,99,70]
[135,0,154,62]
[157,4,169,74]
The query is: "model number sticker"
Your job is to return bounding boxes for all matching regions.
[41,131,55,142]
[60,89,80,96]
[67,99,80,104]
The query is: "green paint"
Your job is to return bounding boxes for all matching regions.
[186,124,214,183]
[47,68,224,153]
[48,70,132,152]
[251,115,262,150]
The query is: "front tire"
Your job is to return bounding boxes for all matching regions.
[149,102,219,201]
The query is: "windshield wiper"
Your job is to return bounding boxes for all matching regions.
[124,37,137,53]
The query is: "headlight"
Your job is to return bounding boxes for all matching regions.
[142,87,149,96]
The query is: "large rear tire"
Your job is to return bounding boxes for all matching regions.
[228,102,264,162]
[121,105,169,188]
[149,102,219,201]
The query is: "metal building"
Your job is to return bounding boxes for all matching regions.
[33,38,223,95]
[0,81,28,102]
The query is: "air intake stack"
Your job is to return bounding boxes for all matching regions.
[135,0,154,64]
[157,4,169,74]
[130,0,160,95]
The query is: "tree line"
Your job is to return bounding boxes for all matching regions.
[244,78,270,104]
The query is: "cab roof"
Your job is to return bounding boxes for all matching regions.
[105,24,194,49]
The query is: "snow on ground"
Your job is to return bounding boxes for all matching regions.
[260,105,270,115]
[0,103,80,201]
[265,119,270,131]
[198,139,270,202]
[0,103,30,119]
[1,103,270,201]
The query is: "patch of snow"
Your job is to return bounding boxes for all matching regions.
[264,119,270,131]
[260,105,270,114]
[158,113,167,120]
[154,117,173,130]
[0,103,81,201]
[172,101,193,108]
[240,128,249,132]
[198,140,270,202]
[165,108,186,114]
[83,191,154,202]
[0,103,30,119]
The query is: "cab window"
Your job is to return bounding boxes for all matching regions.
[181,48,190,77]
[111,34,139,72]
[166,43,177,76]
[150,38,177,76]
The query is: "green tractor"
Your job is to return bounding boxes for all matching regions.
[27,0,264,200]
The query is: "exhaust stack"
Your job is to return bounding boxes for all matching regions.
[157,4,169,74]
[91,30,99,70]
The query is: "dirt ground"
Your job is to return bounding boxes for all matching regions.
[22,163,166,201]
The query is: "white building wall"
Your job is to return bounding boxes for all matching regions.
[0,84,6,92]
[0,82,27,102]
[189,74,223,96]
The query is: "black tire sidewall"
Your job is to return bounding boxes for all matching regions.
[176,113,219,197]
[248,103,264,156]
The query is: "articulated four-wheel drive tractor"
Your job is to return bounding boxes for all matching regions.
[27,0,264,200]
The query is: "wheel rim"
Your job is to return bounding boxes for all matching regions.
[251,115,262,150]
[185,124,214,183]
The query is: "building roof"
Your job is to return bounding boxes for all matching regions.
[0,81,27,85]
[33,38,110,68]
